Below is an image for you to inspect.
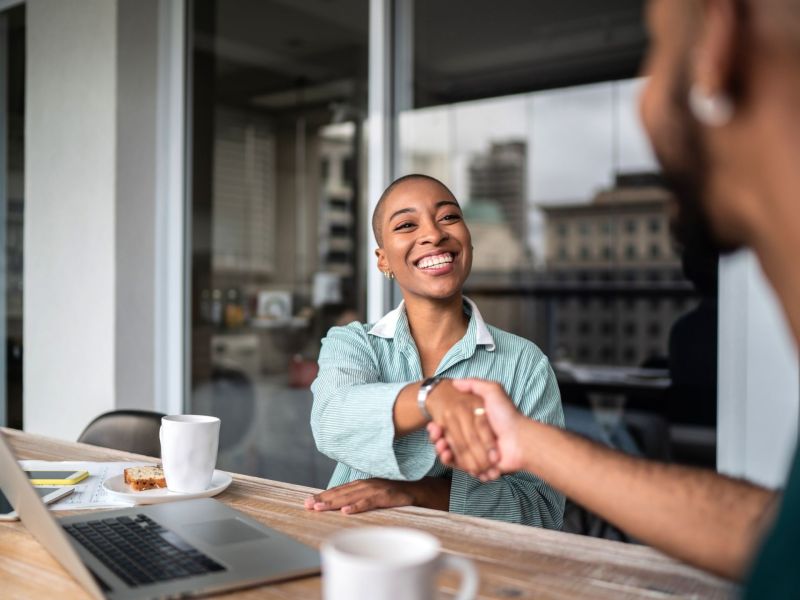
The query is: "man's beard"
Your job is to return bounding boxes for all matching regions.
[655,71,742,259]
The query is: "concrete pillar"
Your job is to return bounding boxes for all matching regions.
[25,0,119,439]
[24,0,166,440]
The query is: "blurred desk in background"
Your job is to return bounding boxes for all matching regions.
[555,361,671,399]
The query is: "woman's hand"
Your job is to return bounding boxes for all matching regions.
[304,477,451,514]
[428,379,527,478]
[425,379,499,480]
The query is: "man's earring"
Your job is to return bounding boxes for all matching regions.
[689,84,734,127]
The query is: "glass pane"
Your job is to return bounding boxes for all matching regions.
[403,0,717,538]
[188,0,368,488]
[1,5,25,429]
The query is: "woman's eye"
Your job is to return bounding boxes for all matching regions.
[394,222,415,231]
[441,213,461,222]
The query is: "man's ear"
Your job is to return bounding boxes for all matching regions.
[692,0,740,100]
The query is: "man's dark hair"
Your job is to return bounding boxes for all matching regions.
[371,174,455,247]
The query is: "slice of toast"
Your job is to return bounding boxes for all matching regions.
[123,465,166,491]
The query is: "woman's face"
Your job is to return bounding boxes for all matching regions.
[376,179,472,302]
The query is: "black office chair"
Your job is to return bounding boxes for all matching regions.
[78,410,166,458]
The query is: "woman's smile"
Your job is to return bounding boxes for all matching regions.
[413,251,457,275]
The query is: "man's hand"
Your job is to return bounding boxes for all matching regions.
[428,378,527,477]
[303,477,451,514]
[431,379,776,580]
[424,379,499,479]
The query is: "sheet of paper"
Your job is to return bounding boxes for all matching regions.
[19,460,155,510]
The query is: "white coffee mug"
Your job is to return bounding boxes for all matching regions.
[159,415,220,493]
[321,527,478,600]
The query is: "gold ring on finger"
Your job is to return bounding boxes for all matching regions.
[473,407,486,417]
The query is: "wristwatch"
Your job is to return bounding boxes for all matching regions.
[417,376,443,421]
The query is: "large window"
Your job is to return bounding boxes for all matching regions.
[398,0,717,494]
[187,0,368,487]
[185,1,717,507]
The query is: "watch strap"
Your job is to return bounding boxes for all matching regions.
[417,376,442,421]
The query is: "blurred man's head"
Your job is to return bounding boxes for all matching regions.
[640,0,800,255]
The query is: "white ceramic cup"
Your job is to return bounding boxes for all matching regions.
[321,527,478,600]
[159,415,220,493]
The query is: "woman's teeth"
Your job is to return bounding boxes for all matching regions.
[417,253,454,269]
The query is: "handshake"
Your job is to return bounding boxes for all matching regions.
[424,378,526,481]
[304,377,536,516]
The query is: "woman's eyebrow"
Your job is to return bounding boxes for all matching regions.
[388,207,416,221]
[436,200,460,210]
[388,200,460,222]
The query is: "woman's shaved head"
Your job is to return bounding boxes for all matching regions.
[372,174,456,247]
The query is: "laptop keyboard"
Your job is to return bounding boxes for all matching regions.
[64,514,226,587]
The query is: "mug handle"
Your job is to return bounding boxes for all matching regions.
[438,555,478,600]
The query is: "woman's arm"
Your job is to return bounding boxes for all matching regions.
[312,324,498,480]
[311,324,429,480]
[394,379,498,476]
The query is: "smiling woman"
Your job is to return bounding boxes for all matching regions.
[307,174,565,528]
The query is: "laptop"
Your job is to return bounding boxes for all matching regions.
[0,431,320,599]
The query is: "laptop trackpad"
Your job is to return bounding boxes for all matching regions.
[183,519,269,546]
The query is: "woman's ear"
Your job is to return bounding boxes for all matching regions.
[375,248,389,273]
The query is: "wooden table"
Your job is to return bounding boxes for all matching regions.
[0,428,735,599]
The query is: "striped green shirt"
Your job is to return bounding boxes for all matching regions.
[310,297,565,529]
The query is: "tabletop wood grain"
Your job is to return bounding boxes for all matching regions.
[0,427,736,599]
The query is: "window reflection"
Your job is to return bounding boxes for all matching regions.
[188,0,368,488]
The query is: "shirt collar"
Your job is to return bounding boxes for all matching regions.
[367,296,496,352]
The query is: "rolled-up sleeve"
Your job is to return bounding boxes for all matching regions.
[450,355,565,528]
[310,324,435,480]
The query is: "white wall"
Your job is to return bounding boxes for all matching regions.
[24,0,179,440]
[718,250,800,488]
[25,0,118,439]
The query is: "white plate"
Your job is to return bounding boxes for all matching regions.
[102,470,233,505]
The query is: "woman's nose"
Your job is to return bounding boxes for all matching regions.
[418,219,448,244]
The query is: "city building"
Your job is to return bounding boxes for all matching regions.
[463,201,527,273]
[469,141,529,249]
[541,173,692,366]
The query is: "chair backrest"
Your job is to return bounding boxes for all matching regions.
[77,410,165,458]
